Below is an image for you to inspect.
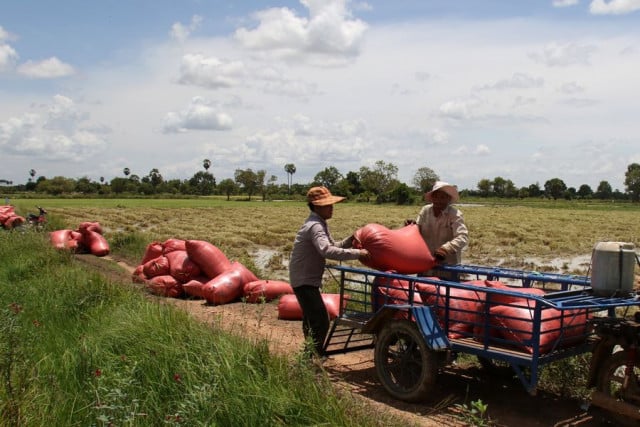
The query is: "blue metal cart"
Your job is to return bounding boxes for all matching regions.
[323,264,640,423]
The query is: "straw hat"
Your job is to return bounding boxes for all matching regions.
[306,186,345,206]
[425,181,459,203]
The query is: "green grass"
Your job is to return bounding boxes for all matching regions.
[0,231,401,426]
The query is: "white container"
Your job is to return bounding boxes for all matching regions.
[590,241,636,296]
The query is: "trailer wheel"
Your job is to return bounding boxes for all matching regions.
[595,349,640,427]
[374,320,438,402]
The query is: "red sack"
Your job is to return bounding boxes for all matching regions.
[353,224,435,274]
[50,229,74,249]
[484,280,546,308]
[163,238,186,254]
[243,280,293,303]
[182,278,209,299]
[147,275,183,298]
[489,305,590,354]
[277,293,346,320]
[82,229,110,257]
[165,250,201,283]
[78,221,103,234]
[141,241,164,264]
[372,275,422,313]
[200,262,258,305]
[142,256,170,278]
[277,294,303,320]
[132,264,147,284]
[185,240,232,279]
[417,281,486,339]
[3,215,25,229]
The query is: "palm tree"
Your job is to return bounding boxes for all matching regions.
[284,163,296,195]
[123,167,130,178]
[29,169,36,182]
[100,176,105,184]
[203,159,211,171]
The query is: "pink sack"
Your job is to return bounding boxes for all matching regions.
[185,240,232,279]
[141,241,164,264]
[132,264,147,284]
[243,280,294,303]
[50,229,74,250]
[489,305,590,354]
[142,256,170,278]
[82,229,110,257]
[353,224,435,274]
[277,293,346,320]
[417,281,486,339]
[147,275,183,298]
[165,250,201,283]
[200,262,258,305]
[78,221,103,234]
[182,278,209,299]
[163,238,186,254]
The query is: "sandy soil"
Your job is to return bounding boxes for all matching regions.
[77,254,618,427]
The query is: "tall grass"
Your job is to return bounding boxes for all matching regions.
[0,231,400,426]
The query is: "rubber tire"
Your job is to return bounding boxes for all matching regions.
[596,350,640,427]
[374,319,438,402]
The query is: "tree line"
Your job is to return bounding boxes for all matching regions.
[2,160,640,204]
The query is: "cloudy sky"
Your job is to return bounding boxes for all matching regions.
[1,0,639,191]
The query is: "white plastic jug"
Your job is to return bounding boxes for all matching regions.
[590,241,636,297]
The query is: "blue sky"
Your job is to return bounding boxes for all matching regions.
[1,0,639,191]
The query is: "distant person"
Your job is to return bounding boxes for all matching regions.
[289,186,370,357]
[405,181,469,278]
[4,196,8,205]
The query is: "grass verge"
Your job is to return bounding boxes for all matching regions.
[0,230,401,426]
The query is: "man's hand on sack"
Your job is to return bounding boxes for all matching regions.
[434,247,448,262]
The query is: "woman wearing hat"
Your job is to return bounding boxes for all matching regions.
[289,186,370,357]
[406,181,469,278]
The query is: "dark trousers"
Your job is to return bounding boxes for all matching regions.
[293,285,329,356]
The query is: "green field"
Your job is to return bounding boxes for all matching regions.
[10,198,640,278]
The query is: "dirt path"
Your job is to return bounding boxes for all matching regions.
[79,254,615,427]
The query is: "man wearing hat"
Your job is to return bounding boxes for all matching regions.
[289,186,370,357]
[406,181,469,277]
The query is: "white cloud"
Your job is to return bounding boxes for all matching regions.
[590,0,640,14]
[162,97,233,133]
[17,57,75,78]
[552,0,579,7]
[475,144,491,155]
[0,95,107,161]
[177,54,246,89]
[476,72,544,90]
[558,81,585,94]
[234,0,367,65]
[170,15,203,42]
[439,97,483,120]
[0,43,18,71]
[528,42,596,67]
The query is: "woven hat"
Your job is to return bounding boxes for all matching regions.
[306,186,345,206]
[426,181,459,203]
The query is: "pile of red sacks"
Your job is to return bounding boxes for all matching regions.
[49,222,110,256]
[373,275,590,355]
[132,239,292,303]
[0,206,26,229]
[132,238,345,320]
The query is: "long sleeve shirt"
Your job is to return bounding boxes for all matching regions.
[415,204,469,265]
[289,211,361,288]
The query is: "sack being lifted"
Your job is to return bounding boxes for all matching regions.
[353,223,436,274]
